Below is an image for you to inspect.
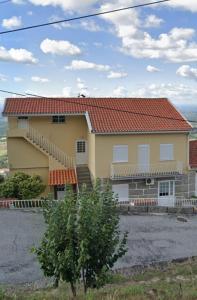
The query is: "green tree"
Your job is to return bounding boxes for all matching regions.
[34,181,127,297]
[0,172,45,199]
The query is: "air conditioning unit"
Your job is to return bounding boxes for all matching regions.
[146,178,154,186]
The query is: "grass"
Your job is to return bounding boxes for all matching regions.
[1,258,197,300]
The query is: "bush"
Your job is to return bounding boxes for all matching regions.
[0,172,45,199]
[33,180,128,297]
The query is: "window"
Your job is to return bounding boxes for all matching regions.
[77,141,86,153]
[113,145,128,163]
[18,116,28,120]
[112,184,129,202]
[17,116,29,129]
[52,115,65,123]
[56,185,65,191]
[160,144,174,161]
[159,181,174,197]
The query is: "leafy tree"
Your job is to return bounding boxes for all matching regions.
[0,172,45,199]
[33,181,127,297]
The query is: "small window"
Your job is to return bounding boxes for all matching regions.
[56,185,65,191]
[113,145,128,163]
[159,181,174,197]
[160,144,174,161]
[52,116,65,123]
[112,184,129,202]
[77,141,86,153]
[18,116,28,120]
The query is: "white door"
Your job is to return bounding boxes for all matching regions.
[56,185,66,200]
[18,117,29,129]
[138,144,150,172]
[158,180,175,207]
[76,140,88,165]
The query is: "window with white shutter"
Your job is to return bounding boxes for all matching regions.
[160,144,174,161]
[112,184,129,202]
[113,145,128,163]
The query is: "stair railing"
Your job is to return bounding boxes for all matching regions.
[25,126,76,169]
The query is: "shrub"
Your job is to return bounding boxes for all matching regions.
[33,180,128,297]
[0,172,45,199]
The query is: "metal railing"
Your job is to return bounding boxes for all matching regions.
[118,197,197,208]
[26,126,75,169]
[0,199,47,209]
[111,161,183,180]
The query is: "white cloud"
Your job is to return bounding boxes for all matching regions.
[40,39,81,56]
[0,74,8,82]
[62,86,72,97]
[107,71,128,79]
[14,76,23,82]
[28,0,98,12]
[0,46,38,64]
[31,76,49,83]
[176,65,197,80]
[2,16,22,29]
[130,83,197,105]
[113,86,128,97]
[65,60,110,71]
[144,15,164,28]
[100,0,197,63]
[146,65,160,73]
[166,0,197,12]
[81,20,102,32]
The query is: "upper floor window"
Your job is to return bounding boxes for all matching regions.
[52,115,65,123]
[160,144,174,161]
[113,145,128,163]
[17,116,29,129]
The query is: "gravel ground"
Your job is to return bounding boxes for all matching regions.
[0,210,197,285]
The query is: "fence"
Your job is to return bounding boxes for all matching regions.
[0,197,197,210]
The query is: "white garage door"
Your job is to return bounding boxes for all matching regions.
[112,184,129,202]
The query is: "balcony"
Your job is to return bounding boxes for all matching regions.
[110,161,184,180]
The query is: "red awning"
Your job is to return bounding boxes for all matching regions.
[49,169,77,186]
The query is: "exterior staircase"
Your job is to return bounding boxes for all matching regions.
[24,126,75,169]
[76,166,93,191]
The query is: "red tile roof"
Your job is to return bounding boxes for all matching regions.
[3,97,192,133]
[189,140,197,169]
[49,169,77,186]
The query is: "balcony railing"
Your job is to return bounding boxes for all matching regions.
[111,161,184,180]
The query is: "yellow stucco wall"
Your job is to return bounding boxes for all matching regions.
[94,133,189,178]
[88,132,96,180]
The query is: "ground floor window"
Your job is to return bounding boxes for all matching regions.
[112,184,129,202]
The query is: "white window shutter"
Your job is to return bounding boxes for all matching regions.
[160,144,174,161]
[113,145,128,163]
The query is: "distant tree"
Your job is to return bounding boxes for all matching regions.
[33,181,127,297]
[0,172,45,199]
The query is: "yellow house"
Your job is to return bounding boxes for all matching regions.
[2,97,194,205]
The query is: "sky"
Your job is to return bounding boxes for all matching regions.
[0,0,197,110]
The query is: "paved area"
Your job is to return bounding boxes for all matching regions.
[0,210,197,285]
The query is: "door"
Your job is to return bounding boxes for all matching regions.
[138,144,150,173]
[76,140,88,165]
[55,185,66,200]
[158,180,175,207]
[18,117,29,129]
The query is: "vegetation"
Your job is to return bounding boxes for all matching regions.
[1,258,197,299]
[0,172,45,199]
[33,181,128,297]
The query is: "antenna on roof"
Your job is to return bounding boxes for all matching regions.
[78,94,86,98]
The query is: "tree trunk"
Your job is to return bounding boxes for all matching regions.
[70,282,77,298]
[53,277,59,288]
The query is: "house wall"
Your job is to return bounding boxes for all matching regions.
[8,115,89,158]
[87,132,96,181]
[94,133,189,179]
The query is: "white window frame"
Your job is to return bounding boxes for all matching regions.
[113,145,128,163]
[160,144,174,161]
[158,180,175,198]
[112,184,129,202]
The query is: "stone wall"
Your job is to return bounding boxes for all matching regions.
[102,170,196,200]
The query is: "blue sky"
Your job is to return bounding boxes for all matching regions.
[0,0,197,110]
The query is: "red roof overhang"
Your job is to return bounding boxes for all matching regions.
[49,169,77,186]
